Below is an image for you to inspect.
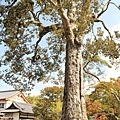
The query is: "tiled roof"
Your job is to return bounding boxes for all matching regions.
[0,90,20,99]
[2,101,34,114]
[13,101,34,114]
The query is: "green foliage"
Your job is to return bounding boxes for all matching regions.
[40,86,64,102]
[27,86,63,120]
[27,81,120,119]
[27,95,40,104]
[0,0,67,90]
[85,37,119,59]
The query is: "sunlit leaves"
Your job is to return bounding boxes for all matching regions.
[0,0,120,92]
[29,86,63,120]
[36,0,61,23]
[85,37,119,59]
[91,0,106,14]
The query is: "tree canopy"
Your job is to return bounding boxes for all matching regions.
[27,86,63,120]
[0,0,120,90]
[86,78,120,119]
[27,80,120,120]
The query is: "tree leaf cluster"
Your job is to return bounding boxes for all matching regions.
[85,38,119,60]
[87,78,120,119]
[27,86,63,120]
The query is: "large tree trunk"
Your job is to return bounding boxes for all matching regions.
[62,37,88,120]
[59,1,89,119]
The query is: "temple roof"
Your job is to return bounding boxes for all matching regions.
[0,90,19,100]
[0,90,29,103]
[1,101,34,114]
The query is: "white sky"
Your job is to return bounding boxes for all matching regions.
[0,0,120,96]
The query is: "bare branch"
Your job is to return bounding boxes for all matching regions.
[94,19,112,40]
[97,0,111,18]
[97,0,120,18]
[30,11,39,21]
[83,61,90,69]
[32,24,62,62]
[6,0,18,8]
[110,2,120,10]
[83,61,101,82]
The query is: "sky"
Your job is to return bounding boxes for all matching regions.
[0,0,120,96]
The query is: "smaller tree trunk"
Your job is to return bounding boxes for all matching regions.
[79,42,88,120]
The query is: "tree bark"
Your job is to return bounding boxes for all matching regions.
[62,37,88,120]
[59,2,88,119]
[79,41,88,120]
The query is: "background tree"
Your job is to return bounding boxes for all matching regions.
[86,97,103,119]
[86,78,120,119]
[27,86,63,120]
[0,0,120,119]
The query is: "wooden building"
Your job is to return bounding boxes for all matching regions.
[0,90,34,120]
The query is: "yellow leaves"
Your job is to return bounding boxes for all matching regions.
[53,101,62,111]
[29,86,63,120]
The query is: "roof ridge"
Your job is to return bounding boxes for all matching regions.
[0,90,19,93]
[14,101,32,106]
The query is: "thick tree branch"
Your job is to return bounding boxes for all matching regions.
[49,0,57,7]
[83,61,101,82]
[32,24,62,62]
[58,8,75,45]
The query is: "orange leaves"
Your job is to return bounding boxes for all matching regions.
[86,98,102,116]
[86,78,120,119]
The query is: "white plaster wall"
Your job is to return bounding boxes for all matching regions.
[5,101,12,108]
[20,119,32,120]
[13,113,19,120]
